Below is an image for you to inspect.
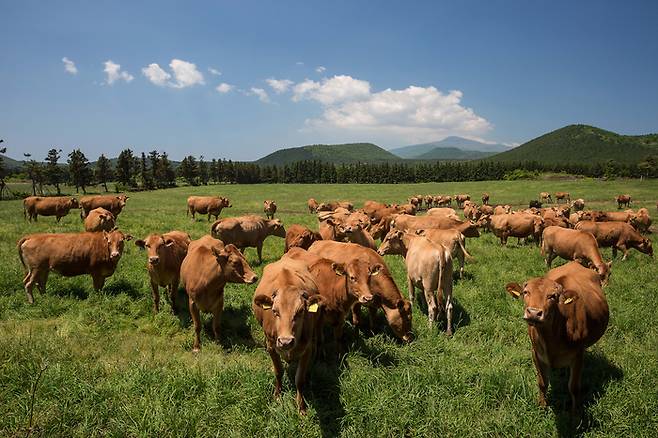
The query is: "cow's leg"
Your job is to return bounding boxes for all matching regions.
[36,271,48,295]
[545,249,555,268]
[56,215,62,223]
[367,305,377,330]
[295,348,312,414]
[457,249,465,279]
[150,280,160,313]
[612,245,618,259]
[351,303,362,326]
[189,298,202,352]
[169,278,179,314]
[256,243,263,264]
[569,350,584,415]
[92,275,105,291]
[406,276,415,306]
[445,289,453,337]
[267,343,284,398]
[211,294,225,341]
[532,349,550,408]
[620,243,629,261]
[24,269,37,304]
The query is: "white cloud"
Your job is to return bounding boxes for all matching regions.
[208,67,221,76]
[295,75,491,143]
[142,63,171,86]
[296,61,304,65]
[169,59,205,88]
[315,66,326,73]
[266,78,294,94]
[250,87,270,103]
[62,57,78,75]
[103,60,134,85]
[216,82,233,93]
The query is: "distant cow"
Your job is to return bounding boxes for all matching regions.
[187,196,231,221]
[481,193,490,205]
[539,192,552,203]
[211,215,286,264]
[575,221,653,260]
[307,198,319,213]
[455,194,471,208]
[285,224,323,253]
[505,261,609,414]
[392,215,480,238]
[571,199,585,211]
[317,201,353,212]
[555,192,571,204]
[23,196,79,222]
[135,231,191,313]
[80,195,129,219]
[83,207,116,232]
[615,194,632,209]
[263,200,277,219]
[18,229,132,303]
[541,226,611,285]
[182,235,258,351]
[529,200,542,209]
[494,204,513,215]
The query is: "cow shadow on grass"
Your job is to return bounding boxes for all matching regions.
[102,279,142,299]
[309,360,345,438]
[549,352,623,437]
[51,283,89,300]
[412,294,471,334]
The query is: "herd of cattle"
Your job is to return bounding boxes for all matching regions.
[15,191,655,415]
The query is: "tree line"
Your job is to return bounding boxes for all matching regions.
[2,145,657,199]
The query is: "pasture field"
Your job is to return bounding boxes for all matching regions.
[1,179,657,437]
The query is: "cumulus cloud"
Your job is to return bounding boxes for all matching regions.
[208,67,221,76]
[142,63,171,86]
[103,60,134,85]
[216,82,233,93]
[249,87,270,103]
[315,66,326,73]
[141,59,204,88]
[266,78,293,94]
[62,57,77,75]
[295,75,491,143]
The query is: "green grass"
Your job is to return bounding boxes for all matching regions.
[1,179,657,437]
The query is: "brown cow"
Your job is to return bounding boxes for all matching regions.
[505,261,609,414]
[80,195,129,219]
[424,195,434,210]
[436,195,452,207]
[252,255,323,414]
[135,231,191,313]
[23,196,79,222]
[308,240,413,342]
[18,229,132,303]
[571,199,585,211]
[555,192,571,204]
[541,226,611,285]
[336,222,377,250]
[210,215,286,264]
[307,198,319,213]
[417,228,473,279]
[187,196,231,221]
[630,208,652,234]
[455,194,471,208]
[378,230,454,333]
[463,203,482,221]
[285,224,323,253]
[263,200,277,219]
[392,215,480,238]
[182,235,258,351]
[318,201,353,212]
[490,213,544,246]
[396,203,417,215]
[408,196,422,209]
[600,210,636,224]
[539,192,552,203]
[481,193,490,205]
[480,204,494,216]
[83,207,116,232]
[575,221,653,260]
[493,204,512,215]
[615,194,631,209]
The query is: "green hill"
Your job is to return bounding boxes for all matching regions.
[415,147,494,160]
[255,143,402,165]
[0,154,24,170]
[488,124,658,164]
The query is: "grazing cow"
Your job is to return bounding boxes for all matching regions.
[490,213,544,246]
[575,221,653,260]
[336,222,377,250]
[252,255,323,414]
[480,204,494,216]
[378,230,454,333]
[80,195,129,219]
[630,208,652,234]
[263,200,277,219]
[23,196,79,222]
[505,261,609,414]
[555,192,571,204]
[455,194,471,208]
[437,195,453,207]
[182,235,258,351]
[481,193,490,205]
[318,201,353,212]
[494,204,512,215]
[424,195,434,210]
[539,192,552,203]
[427,207,458,218]
[210,215,286,264]
[285,224,323,253]
[571,199,585,211]
[408,196,422,210]
[615,194,632,209]
[417,228,473,279]
[393,215,480,238]
[18,230,132,303]
[83,207,116,232]
[307,198,319,213]
[541,226,611,285]
[187,196,231,221]
[463,203,482,221]
[308,241,413,342]
[600,210,636,224]
[541,208,570,229]
[135,231,191,313]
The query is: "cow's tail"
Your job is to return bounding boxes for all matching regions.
[23,200,28,221]
[457,234,474,261]
[17,237,28,270]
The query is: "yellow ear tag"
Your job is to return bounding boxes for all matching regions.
[308,303,319,313]
[563,297,574,304]
[262,304,272,310]
[512,290,521,298]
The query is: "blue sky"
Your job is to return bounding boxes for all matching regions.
[1,0,657,161]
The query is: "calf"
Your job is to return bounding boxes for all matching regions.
[575,221,653,260]
[80,195,129,219]
[135,231,191,313]
[181,235,258,351]
[83,207,116,232]
[252,256,323,414]
[211,215,286,264]
[18,229,132,303]
[285,224,323,253]
[263,200,277,219]
[378,230,454,333]
[541,226,611,285]
[615,194,631,209]
[505,261,609,414]
[24,196,79,222]
[187,196,231,221]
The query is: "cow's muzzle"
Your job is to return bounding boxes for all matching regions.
[245,274,258,284]
[149,256,160,265]
[276,336,295,350]
[358,293,374,305]
[524,307,545,325]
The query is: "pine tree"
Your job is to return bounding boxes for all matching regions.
[116,148,137,187]
[44,148,63,195]
[198,156,209,185]
[67,149,91,193]
[159,152,176,187]
[95,154,113,192]
[179,155,199,186]
[23,154,44,195]
[140,152,154,189]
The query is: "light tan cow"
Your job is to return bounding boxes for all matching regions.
[539,192,552,203]
[83,207,116,232]
[490,213,544,246]
[417,228,473,278]
[263,200,277,219]
[210,215,286,264]
[187,196,231,221]
[307,198,319,213]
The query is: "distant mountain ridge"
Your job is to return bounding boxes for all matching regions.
[389,136,510,159]
[415,147,495,160]
[255,143,401,166]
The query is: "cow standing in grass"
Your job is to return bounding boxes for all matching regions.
[83,208,116,232]
[23,196,79,222]
[263,200,277,219]
[80,195,129,219]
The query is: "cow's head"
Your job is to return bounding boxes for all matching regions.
[116,195,129,209]
[267,219,286,238]
[387,298,413,343]
[212,244,258,284]
[104,229,132,261]
[254,287,324,350]
[96,209,116,230]
[69,197,80,208]
[378,229,406,256]
[135,234,177,266]
[594,261,613,286]
[290,229,322,250]
[637,238,654,257]
[461,221,481,238]
[221,197,232,208]
[340,259,380,304]
[264,200,275,209]
[476,214,492,229]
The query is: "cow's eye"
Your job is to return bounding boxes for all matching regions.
[548,294,557,300]
[145,244,150,248]
[350,276,356,282]
[272,309,280,317]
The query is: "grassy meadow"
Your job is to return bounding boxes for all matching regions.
[1,179,657,437]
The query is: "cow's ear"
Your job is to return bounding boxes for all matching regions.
[124,234,133,241]
[558,290,588,343]
[254,294,273,310]
[164,238,175,247]
[332,262,346,277]
[103,231,110,241]
[135,239,146,249]
[415,229,425,235]
[505,282,523,299]
[307,294,324,313]
[370,263,383,276]
[211,246,228,263]
[225,243,239,253]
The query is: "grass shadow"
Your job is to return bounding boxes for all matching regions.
[50,283,89,300]
[102,279,142,299]
[218,304,257,350]
[309,360,346,438]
